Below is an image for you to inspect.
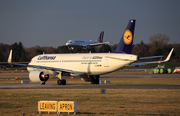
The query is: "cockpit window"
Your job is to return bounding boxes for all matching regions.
[68,40,72,43]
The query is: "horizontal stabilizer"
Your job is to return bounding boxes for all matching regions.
[105,56,135,61]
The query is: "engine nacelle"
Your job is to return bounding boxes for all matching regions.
[29,70,49,83]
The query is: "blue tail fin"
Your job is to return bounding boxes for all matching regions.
[113,19,136,54]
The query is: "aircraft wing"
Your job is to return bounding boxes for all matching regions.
[88,42,110,46]
[11,62,86,76]
[129,48,174,67]
[139,55,163,60]
[7,50,85,75]
[12,63,72,72]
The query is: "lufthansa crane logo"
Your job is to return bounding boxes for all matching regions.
[123,29,132,45]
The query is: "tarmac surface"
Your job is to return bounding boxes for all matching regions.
[0,84,180,89]
[1,73,180,78]
[0,71,180,89]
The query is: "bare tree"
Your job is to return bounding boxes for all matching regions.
[148,33,170,55]
[149,33,170,48]
[132,41,150,57]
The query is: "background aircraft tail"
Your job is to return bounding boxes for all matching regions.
[97,31,104,43]
[113,19,136,54]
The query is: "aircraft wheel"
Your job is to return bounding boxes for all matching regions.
[61,79,66,85]
[95,75,99,84]
[41,81,46,85]
[95,78,99,84]
[90,76,95,84]
[91,81,95,84]
[57,79,61,85]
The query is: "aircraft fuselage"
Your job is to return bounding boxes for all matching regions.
[27,53,138,76]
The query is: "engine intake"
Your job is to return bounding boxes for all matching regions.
[29,70,49,83]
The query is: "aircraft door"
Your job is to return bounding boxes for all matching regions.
[104,58,109,67]
[60,59,63,66]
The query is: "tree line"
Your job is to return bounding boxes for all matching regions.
[0,33,179,62]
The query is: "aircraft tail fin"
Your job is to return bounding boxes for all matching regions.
[113,19,136,54]
[97,31,104,43]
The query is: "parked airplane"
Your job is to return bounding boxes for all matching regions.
[7,19,173,85]
[66,31,110,50]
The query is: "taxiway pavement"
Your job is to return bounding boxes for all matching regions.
[0,73,180,78]
[0,84,180,89]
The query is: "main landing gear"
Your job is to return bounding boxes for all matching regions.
[57,72,66,85]
[57,79,66,85]
[90,75,99,84]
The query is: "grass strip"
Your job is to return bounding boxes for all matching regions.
[0,89,180,116]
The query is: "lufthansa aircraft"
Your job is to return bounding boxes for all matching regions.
[8,20,174,85]
[65,31,110,50]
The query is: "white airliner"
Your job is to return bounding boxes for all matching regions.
[65,31,110,50]
[8,19,174,85]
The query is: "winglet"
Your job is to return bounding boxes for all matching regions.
[8,50,12,63]
[164,48,174,62]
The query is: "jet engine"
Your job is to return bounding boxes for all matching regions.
[29,70,49,83]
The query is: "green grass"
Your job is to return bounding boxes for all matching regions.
[0,70,180,115]
[0,89,180,116]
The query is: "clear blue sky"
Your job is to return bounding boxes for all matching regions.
[0,0,180,48]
